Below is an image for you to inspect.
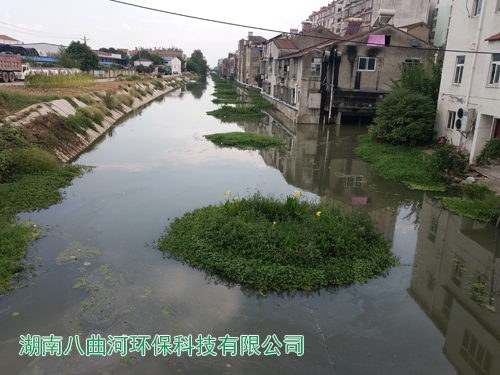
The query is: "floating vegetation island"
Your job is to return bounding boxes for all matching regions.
[204,132,286,149]
[156,191,397,291]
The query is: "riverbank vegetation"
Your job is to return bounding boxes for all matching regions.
[205,132,286,149]
[25,73,96,89]
[207,74,272,121]
[356,58,500,222]
[0,89,60,116]
[0,124,89,292]
[156,191,396,291]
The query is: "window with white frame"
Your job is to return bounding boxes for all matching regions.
[473,0,483,16]
[358,57,376,71]
[311,57,321,77]
[454,56,465,84]
[447,111,456,129]
[489,54,500,85]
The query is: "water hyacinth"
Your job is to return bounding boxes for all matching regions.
[156,192,397,290]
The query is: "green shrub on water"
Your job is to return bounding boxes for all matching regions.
[440,192,500,223]
[476,138,500,165]
[207,105,266,121]
[354,134,446,191]
[212,98,246,105]
[205,132,285,149]
[156,192,396,290]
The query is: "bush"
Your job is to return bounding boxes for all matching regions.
[7,147,59,177]
[476,138,500,165]
[156,73,163,78]
[369,88,436,146]
[205,132,285,149]
[427,146,468,180]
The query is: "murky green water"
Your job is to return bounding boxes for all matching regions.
[1,78,498,375]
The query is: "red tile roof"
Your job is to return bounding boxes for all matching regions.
[485,33,500,41]
[274,39,298,50]
[0,34,21,42]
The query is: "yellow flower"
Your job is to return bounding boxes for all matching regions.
[273,222,276,225]
[234,197,239,201]
[295,190,300,196]
[316,211,321,217]
[227,190,231,195]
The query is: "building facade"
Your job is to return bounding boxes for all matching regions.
[237,32,267,85]
[434,0,500,163]
[428,0,454,47]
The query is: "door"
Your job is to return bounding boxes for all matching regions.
[495,119,500,138]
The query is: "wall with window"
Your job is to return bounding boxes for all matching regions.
[435,0,500,162]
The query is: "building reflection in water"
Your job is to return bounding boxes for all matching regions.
[234,110,401,245]
[409,194,500,375]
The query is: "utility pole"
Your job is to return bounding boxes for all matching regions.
[83,36,89,45]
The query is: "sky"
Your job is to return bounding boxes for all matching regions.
[2,0,333,67]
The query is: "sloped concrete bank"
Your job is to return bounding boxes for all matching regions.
[3,76,192,162]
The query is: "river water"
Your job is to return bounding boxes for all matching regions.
[0,78,499,375]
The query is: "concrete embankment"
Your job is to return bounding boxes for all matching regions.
[2,75,192,162]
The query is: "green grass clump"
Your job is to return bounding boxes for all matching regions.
[24,73,95,89]
[207,105,266,121]
[151,80,165,90]
[129,88,142,100]
[0,89,60,115]
[156,192,396,290]
[212,90,240,98]
[354,134,446,191]
[64,97,79,108]
[205,132,285,149]
[248,90,273,110]
[476,138,500,165]
[439,185,500,223]
[212,98,246,104]
[75,94,97,106]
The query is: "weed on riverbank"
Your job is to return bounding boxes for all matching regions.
[156,191,396,291]
[0,89,60,117]
[0,123,90,293]
[205,132,285,149]
[354,134,447,191]
[25,73,96,89]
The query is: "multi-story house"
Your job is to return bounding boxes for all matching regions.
[261,24,436,124]
[428,0,454,47]
[307,0,432,37]
[237,32,267,85]
[434,0,500,163]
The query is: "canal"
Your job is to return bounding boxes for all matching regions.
[0,77,499,375]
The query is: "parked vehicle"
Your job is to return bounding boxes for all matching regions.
[0,52,21,82]
[15,66,82,80]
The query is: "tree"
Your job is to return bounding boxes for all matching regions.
[391,57,443,107]
[149,53,164,66]
[369,88,436,146]
[136,64,145,74]
[187,49,208,76]
[66,41,99,71]
[131,49,152,63]
[54,46,77,68]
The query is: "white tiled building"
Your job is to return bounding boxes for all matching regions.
[434,0,500,163]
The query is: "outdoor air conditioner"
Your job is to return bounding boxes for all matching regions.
[455,107,477,132]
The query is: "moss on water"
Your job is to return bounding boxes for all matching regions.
[56,242,101,264]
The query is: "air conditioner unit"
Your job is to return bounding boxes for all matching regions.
[455,107,477,132]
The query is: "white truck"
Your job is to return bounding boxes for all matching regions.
[0,52,22,82]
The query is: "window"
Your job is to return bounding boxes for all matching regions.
[447,111,456,129]
[454,56,465,84]
[311,57,321,77]
[345,176,363,187]
[428,214,438,242]
[358,57,376,71]
[452,258,464,287]
[460,329,493,375]
[489,54,500,85]
[473,0,483,16]
[498,0,500,12]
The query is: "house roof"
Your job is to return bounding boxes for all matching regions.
[398,22,429,30]
[164,56,179,61]
[276,25,435,60]
[0,34,21,42]
[485,32,500,41]
[274,39,298,50]
[136,58,152,62]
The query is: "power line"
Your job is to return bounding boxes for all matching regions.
[0,21,81,39]
[107,0,499,56]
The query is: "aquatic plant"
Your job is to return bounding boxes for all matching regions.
[354,134,446,191]
[207,105,266,121]
[204,132,285,149]
[155,191,396,291]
